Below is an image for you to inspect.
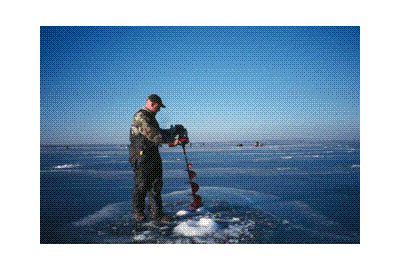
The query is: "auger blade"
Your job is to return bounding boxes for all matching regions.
[189,194,203,211]
[187,170,197,182]
[189,181,199,194]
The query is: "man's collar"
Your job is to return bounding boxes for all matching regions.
[142,106,155,115]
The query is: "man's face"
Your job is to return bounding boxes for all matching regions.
[148,101,161,113]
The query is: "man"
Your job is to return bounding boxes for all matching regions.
[129,94,185,224]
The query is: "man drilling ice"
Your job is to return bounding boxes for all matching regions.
[129,94,186,224]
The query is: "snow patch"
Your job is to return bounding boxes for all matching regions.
[54,164,81,169]
[174,218,218,237]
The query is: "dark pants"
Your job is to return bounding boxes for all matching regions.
[131,152,164,218]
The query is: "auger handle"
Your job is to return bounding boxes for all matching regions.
[168,138,188,147]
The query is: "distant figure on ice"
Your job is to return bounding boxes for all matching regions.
[128,94,186,224]
[254,141,264,147]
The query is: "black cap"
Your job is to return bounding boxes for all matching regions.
[147,94,166,108]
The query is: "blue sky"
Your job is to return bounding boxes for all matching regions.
[40,26,359,144]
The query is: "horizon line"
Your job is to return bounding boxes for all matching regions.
[40,138,360,146]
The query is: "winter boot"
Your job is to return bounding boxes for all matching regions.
[135,213,147,223]
[151,215,172,224]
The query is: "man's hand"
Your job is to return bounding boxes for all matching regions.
[170,138,181,147]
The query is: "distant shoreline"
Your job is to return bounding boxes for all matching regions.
[40,144,121,148]
[40,139,360,148]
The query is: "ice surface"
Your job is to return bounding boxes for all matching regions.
[42,141,360,244]
[73,202,126,227]
[68,186,358,243]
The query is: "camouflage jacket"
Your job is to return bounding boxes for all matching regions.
[129,107,173,157]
